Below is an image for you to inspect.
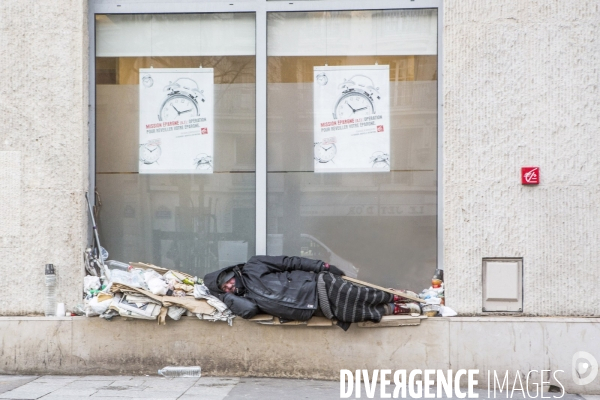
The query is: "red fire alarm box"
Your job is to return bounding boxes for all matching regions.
[521,167,539,185]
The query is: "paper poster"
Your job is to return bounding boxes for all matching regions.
[139,68,214,174]
[313,65,390,173]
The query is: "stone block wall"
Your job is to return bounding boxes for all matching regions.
[0,0,89,315]
[443,1,600,315]
[0,0,599,316]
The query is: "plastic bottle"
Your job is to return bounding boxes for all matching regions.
[45,264,57,317]
[431,268,443,288]
[158,366,201,378]
[105,260,131,271]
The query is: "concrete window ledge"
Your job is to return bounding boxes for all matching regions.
[1,315,598,322]
[1,315,599,395]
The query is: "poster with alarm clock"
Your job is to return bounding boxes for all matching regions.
[139,68,214,174]
[313,65,390,173]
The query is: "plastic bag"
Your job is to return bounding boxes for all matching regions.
[144,269,168,295]
[167,306,186,321]
[72,304,85,316]
[105,260,130,271]
[439,305,457,317]
[109,269,147,289]
[85,296,111,317]
[424,297,442,305]
[83,276,101,292]
[163,270,183,285]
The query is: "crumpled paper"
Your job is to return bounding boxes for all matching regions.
[194,284,235,326]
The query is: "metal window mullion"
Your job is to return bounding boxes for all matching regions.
[255,2,267,255]
[89,6,97,217]
[437,2,444,270]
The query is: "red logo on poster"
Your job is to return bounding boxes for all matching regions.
[201,128,208,135]
[521,167,539,185]
[377,125,384,132]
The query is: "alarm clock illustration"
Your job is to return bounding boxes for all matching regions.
[158,78,205,122]
[332,75,381,120]
[141,74,154,88]
[193,153,213,170]
[139,142,162,165]
[314,142,337,163]
[370,151,390,168]
[316,73,328,86]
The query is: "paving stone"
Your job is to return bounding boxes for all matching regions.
[0,376,39,395]
[0,383,65,399]
[0,375,589,400]
[44,387,98,396]
[92,389,180,398]
[182,385,235,397]
[107,380,146,388]
[126,376,160,382]
[34,376,80,383]
[88,396,177,400]
[193,377,239,386]
[82,376,127,381]
[62,380,113,390]
[141,377,194,386]
[142,384,197,393]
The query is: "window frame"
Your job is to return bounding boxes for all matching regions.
[88,0,444,269]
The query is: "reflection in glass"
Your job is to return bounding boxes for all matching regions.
[95,13,256,277]
[97,174,255,278]
[267,10,438,290]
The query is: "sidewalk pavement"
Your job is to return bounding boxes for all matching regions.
[0,375,595,400]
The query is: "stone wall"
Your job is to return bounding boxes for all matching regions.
[0,0,89,315]
[0,0,599,316]
[443,1,600,315]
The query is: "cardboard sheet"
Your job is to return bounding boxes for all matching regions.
[110,283,215,315]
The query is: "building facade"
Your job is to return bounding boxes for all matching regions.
[0,0,599,392]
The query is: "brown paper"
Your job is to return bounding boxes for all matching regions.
[158,306,168,326]
[110,283,214,315]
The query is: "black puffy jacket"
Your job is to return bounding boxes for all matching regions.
[204,255,325,321]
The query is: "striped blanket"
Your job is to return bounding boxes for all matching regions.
[317,272,394,330]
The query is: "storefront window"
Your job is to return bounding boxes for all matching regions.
[266,10,438,289]
[95,13,256,277]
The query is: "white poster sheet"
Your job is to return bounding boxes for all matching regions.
[313,65,390,173]
[139,68,214,174]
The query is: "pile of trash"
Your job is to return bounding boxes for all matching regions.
[78,192,234,325]
[417,269,457,317]
[80,260,234,325]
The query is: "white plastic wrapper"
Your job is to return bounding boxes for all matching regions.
[167,306,187,321]
[147,279,168,295]
[83,276,101,292]
[110,269,147,289]
[144,269,168,295]
[143,269,162,282]
[85,296,112,317]
[439,305,458,317]
[163,271,183,284]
